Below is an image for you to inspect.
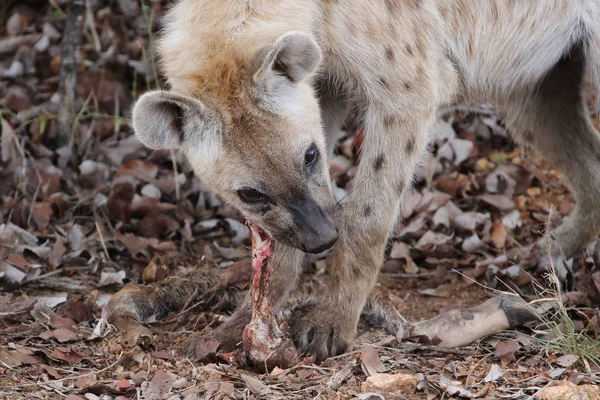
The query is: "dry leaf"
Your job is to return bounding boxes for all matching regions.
[495,340,520,362]
[116,159,158,181]
[360,347,386,376]
[98,270,126,287]
[483,363,503,383]
[241,374,270,396]
[490,220,508,248]
[31,202,53,228]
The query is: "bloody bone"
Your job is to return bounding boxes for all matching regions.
[242,221,299,369]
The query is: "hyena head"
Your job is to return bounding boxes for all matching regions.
[132,32,338,254]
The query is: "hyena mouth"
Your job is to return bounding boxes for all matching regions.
[242,220,298,368]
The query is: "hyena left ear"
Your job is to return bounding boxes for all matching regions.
[253,32,322,84]
[132,91,220,153]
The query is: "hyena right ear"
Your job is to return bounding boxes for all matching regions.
[253,32,322,84]
[132,91,220,151]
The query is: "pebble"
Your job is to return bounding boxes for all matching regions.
[141,183,161,199]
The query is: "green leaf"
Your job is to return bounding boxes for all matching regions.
[39,116,47,135]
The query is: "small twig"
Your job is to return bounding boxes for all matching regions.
[95,222,111,262]
[26,180,42,227]
[465,353,492,387]
[85,0,102,54]
[57,0,85,147]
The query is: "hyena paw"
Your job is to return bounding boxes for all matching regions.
[290,300,357,363]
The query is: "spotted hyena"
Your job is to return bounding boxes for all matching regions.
[132,0,600,361]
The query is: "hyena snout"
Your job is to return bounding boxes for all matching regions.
[288,196,338,254]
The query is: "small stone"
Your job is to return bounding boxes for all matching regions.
[172,378,187,389]
[361,372,417,394]
[141,183,161,199]
[537,382,600,400]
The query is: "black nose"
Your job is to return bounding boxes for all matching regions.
[303,228,339,254]
[288,196,339,254]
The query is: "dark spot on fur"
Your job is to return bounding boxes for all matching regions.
[364,205,372,217]
[385,45,394,61]
[405,44,414,56]
[352,266,362,278]
[461,310,475,320]
[378,76,389,89]
[416,38,425,57]
[384,0,397,13]
[373,153,385,171]
[383,115,396,128]
[430,335,442,345]
[405,136,416,154]
[416,65,425,77]
[404,82,412,91]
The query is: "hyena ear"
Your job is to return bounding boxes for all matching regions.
[253,32,322,84]
[132,91,220,151]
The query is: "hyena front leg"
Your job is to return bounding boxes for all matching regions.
[292,106,435,361]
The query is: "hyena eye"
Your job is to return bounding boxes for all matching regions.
[237,188,266,204]
[304,144,319,169]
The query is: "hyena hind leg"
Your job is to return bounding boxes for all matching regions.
[501,44,600,259]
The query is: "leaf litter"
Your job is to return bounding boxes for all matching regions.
[0,1,599,399]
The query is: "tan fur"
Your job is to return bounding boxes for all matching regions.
[133,0,600,361]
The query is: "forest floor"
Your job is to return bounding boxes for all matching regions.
[1,1,600,399]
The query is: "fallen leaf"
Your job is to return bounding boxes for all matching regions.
[39,364,61,379]
[241,374,270,396]
[389,242,410,259]
[68,224,84,252]
[439,376,478,398]
[194,339,221,361]
[483,363,503,383]
[495,340,520,362]
[479,194,516,211]
[51,346,83,363]
[48,236,66,269]
[107,182,135,222]
[150,370,177,393]
[115,378,135,391]
[0,349,41,367]
[415,231,451,249]
[462,233,482,252]
[137,211,180,238]
[490,220,507,248]
[30,202,53,228]
[116,159,158,181]
[52,327,78,342]
[98,270,126,287]
[360,347,386,376]
[555,354,578,368]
